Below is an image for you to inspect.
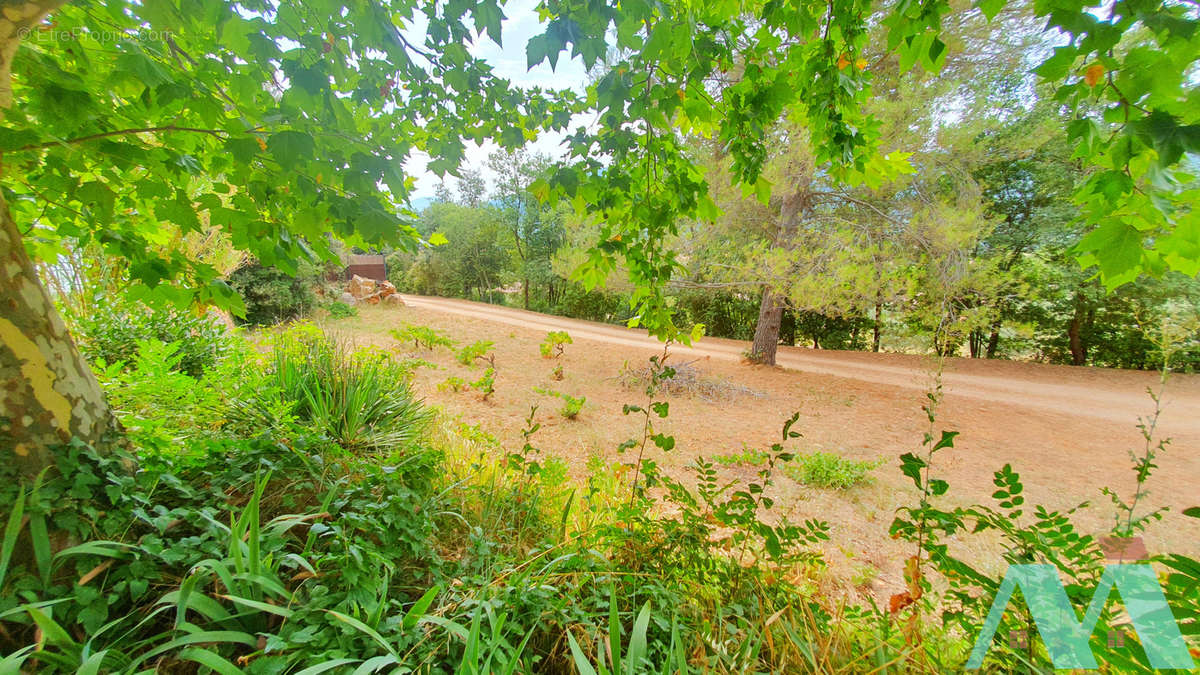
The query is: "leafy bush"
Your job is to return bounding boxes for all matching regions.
[226,261,318,325]
[233,327,431,453]
[784,450,880,489]
[471,367,496,399]
[391,324,455,350]
[326,299,358,319]
[540,330,572,358]
[456,339,495,366]
[69,295,233,377]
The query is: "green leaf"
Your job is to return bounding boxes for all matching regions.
[177,648,243,675]
[0,488,24,590]
[296,659,363,675]
[977,0,1005,20]
[567,631,600,675]
[267,130,315,170]
[401,585,440,631]
[526,34,549,69]
[1076,220,1145,288]
[327,609,399,658]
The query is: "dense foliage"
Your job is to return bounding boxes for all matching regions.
[226,261,319,325]
[69,295,233,377]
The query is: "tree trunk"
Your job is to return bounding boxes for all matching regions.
[985,321,1001,359]
[1067,290,1088,366]
[872,302,882,353]
[1,195,116,475]
[522,276,529,310]
[749,287,782,365]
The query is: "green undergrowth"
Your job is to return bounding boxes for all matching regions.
[3,319,1198,672]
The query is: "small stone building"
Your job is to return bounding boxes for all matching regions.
[343,254,387,282]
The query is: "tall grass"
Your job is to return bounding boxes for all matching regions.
[236,328,431,453]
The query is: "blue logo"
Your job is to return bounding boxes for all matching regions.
[967,564,1193,669]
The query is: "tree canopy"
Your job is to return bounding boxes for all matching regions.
[2,0,1197,337]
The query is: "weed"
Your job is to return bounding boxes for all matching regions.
[440,375,469,392]
[535,387,586,419]
[552,363,564,380]
[713,446,770,466]
[784,451,882,489]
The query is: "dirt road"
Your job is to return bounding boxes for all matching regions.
[400,294,1200,434]
[347,296,1200,594]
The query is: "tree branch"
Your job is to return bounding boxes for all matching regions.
[12,125,229,153]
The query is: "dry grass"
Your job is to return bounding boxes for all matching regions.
[614,359,766,402]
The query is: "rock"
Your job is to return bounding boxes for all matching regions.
[383,294,404,306]
[338,292,357,305]
[348,274,376,299]
[377,280,397,298]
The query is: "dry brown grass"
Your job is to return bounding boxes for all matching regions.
[613,359,767,402]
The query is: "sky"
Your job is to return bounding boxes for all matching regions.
[401,0,591,203]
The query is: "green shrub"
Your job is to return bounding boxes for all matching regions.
[471,367,496,399]
[226,261,318,325]
[785,450,880,489]
[391,324,455,350]
[233,327,431,453]
[539,330,572,358]
[69,295,233,377]
[326,299,358,319]
[456,339,495,366]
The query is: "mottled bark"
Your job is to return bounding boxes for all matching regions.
[749,287,782,365]
[1,193,115,474]
[1,0,67,109]
[0,1,112,473]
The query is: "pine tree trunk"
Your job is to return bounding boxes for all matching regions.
[749,287,782,365]
[1,192,115,475]
[872,302,882,353]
